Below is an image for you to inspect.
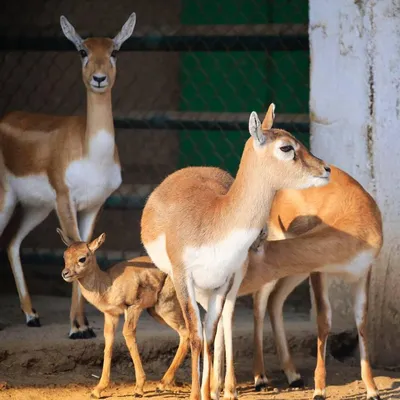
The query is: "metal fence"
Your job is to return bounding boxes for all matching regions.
[0,0,310,265]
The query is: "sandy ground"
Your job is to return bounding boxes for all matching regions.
[0,295,399,400]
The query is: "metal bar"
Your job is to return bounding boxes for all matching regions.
[0,249,141,268]
[114,111,310,132]
[0,24,308,52]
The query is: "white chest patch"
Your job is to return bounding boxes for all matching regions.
[316,249,375,280]
[8,173,56,207]
[145,229,260,291]
[65,130,122,210]
[184,229,259,290]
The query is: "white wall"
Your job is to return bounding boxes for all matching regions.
[309,0,400,364]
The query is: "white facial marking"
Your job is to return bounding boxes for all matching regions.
[65,129,122,211]
[90,74,109,91]
[183,228,259,291]
[82,56,89,67]
[273,139,295,161]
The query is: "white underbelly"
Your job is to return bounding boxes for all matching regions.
[7,163,121,211]
[8,173,56,207]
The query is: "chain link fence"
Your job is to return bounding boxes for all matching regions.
[0,0,310,269]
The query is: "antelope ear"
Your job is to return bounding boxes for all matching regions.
[56,228,73,247]
[88,233,106,253]
[262,103,276,131]
[60,15,84,50]
[249,111,266,146]
[113,12,136,50]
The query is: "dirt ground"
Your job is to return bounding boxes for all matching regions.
[0,295,399,400]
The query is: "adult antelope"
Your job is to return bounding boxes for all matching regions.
[141,105,331,400]
[210,111,383,400]
[0,13,136,338]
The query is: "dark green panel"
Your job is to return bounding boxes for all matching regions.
[268,51,309,114]
[179,51,267,176]
[180,52,267,113]
[269,0,309,23]
[179,0,310,176]
[179,130,246,175]
[181,0,269,24]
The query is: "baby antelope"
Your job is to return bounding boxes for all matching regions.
[58,229,189,398]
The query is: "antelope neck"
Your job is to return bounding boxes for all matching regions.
[85,91,114,141]
[220,144,276,231]
[77,264,112,295]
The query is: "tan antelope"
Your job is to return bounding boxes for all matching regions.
[0,13,136,337]
[141,105,331,400]
[57,229,189,398]
[210,112,383,400]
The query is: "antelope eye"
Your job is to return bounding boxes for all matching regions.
[79,49,88,58]
[78,257,86,263]
[280,145,294,153]
[111,50,117,58]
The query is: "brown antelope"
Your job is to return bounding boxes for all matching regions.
[58,229,189,398]
[210,112,383,400]
[141,105,331,400]
[0,13,136,337]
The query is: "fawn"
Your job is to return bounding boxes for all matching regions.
[58,229,189,398]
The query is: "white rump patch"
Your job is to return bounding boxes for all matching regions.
[316,249,375,280]
[144,233,173,276]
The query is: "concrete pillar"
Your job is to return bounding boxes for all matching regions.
[309,0,373,328]
[367,0,400,366]
[309,0,400,365]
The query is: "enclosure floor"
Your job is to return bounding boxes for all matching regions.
[0,296,399,400]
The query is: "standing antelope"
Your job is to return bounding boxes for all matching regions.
[0,13,136,337]
[141,105,331,400]
[57,229,189,398]
[210,110,383,400]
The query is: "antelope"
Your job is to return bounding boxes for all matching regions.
[141,104,331,400]
[0,13,136,337]
[57,229,190,399]
[210,111,383,400]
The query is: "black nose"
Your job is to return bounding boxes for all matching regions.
[62,270,69,279]
[324,166,331,173]
[93,75,106,83]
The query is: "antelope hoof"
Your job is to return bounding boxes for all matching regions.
[156,381,169,392]
[90,389,102,398]
[27,317,41,327]
[255,382,273,392]
[367,396,381,400]
[289,378,305,388]
[82,327,96,339]
[313,396,325,400]
[254,375,272,392]
[133,392,143,398]
[69,327,96,340]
